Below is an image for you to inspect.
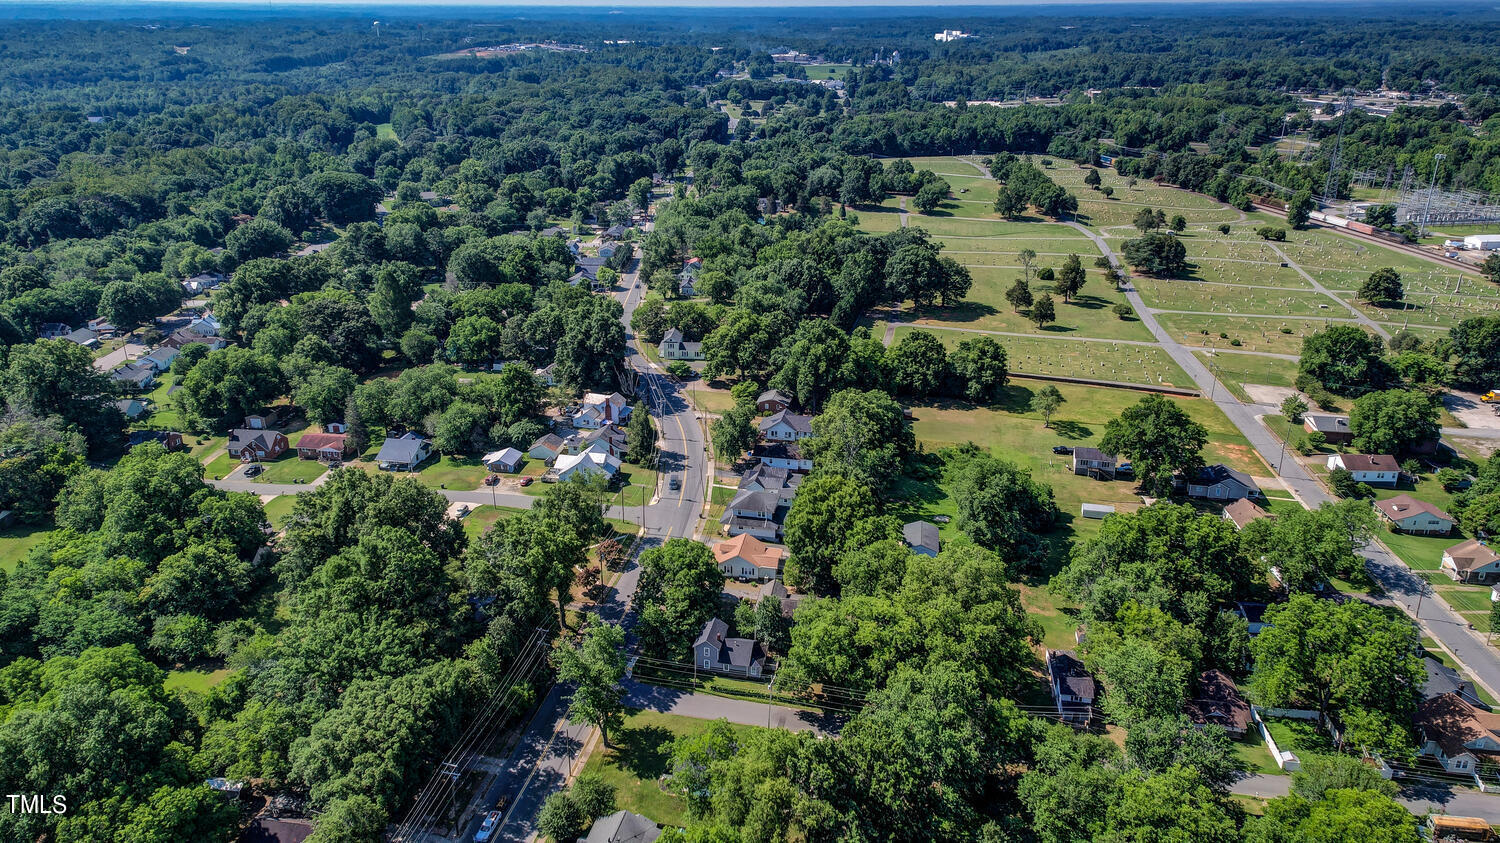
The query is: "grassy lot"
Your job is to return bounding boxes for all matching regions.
[908,270,1155,343]
[1130,277,1343,317]
[1264,718,1334,755]
[164,666,235,695]
[687,384,737,415]
[1159,314,1348,356]
[413,455,489,490]
[460,504,527,541]
[251,454,329,485]
[579,710,761,828]
[799,63,851,80]
[891,325,1192,389]
[375,122,397,140]
[204,450,242,480]
[1017,584,1083,650]
[1232,733,1285,776]
[845,207,904,232]
[0,523,50,574]
[1195,352,1300,397]
[262,495,297,530]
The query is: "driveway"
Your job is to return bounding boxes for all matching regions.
[1444,389,1500,431]
[92,340,146,372]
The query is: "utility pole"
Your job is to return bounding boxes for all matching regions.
[1420,153,1445,239]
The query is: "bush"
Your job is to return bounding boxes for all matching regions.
[1438,467,1468,492]
[1218,224,1232,235]
[1037,267,1055,281]
[1280,327,1293,334]
[1229,338,1242,347]
[1219,332,1229,339]
[1305,430,1326,451]
[666,361,694,379]
[1112,302,1133,320]
[1094,256,1111,268]
[1329,468,1371,499]
[1400,458,1422,477]
[1293,435,1314,456]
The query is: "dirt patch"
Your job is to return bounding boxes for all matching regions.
[1243,383,1308,408]
[1443,390,1500,431]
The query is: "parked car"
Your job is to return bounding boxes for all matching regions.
[474,810,501,842]
[456,505,470,518]
[1116,462,1134,476]
[243,464,263,477]
[484,474,500,486]
[669,475,681,491]
[1052,445,1073,455]
[519,476,534,487]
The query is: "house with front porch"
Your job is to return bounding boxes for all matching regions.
[1416,692,1500,774]
[693,618,765,678]
[1443,539,1500,584]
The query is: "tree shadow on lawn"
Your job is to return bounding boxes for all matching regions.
[611,721,677,780]
[1066,294,1110,311]
[915,301,998,325]
[1050,420,1093,441]
[1039,323,1078,333]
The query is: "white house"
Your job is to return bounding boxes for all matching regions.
[1326,453,1400,487]
[553,450,621,482]
[573,392,631,429]
[1045,649,1095,725]
[720,489,783,541]
[1417,692,1500,773]
[750,441,812,472]
[1443,539,1500,584]
[1375,494,1454,536]
[658,328,705,361]
[758,410,813,442]
[375,432,433,471]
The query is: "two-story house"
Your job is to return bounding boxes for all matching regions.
[750,441,812,472]
[658,328,705,361]
[1417,692,1500,774]
[693,618,765,678]
[573,392,631,429]
[738,464,803,507]
[720,489,785,541]
[713,533,786,581]
[758,410,813,442]
[1045,649,1096,725]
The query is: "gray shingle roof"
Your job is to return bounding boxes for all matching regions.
[377,433,428,464]
[902,520,940,552]
[692,618,765,671]
[1193,463,1258,492]
[1048,649,1095,699]
[758,410,812,435]
[583,810,660,843]
[1304,414,1350,434]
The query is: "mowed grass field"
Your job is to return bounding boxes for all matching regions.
[890,324,1191,388]
[1156,314,1359,356]
[1130,276,1344,317]
[910,269,1155,342]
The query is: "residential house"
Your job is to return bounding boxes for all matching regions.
[1424,656,1490,711]
[324,421,347,434]
[757,578,803,618]
[538,226,566,238]
[86,317,117,338]
[902,520,941,557]
[680,256,703,282]
[163,328,227,351]
[678,276,696,297]
[533,362,557,386]
[658,328,705,361]
[1303,413,1353,445]
[140,346,180,372]
[721,488,785,541]
[1071,447,1116,478]
[528,433,567,462]
[241,817,314,843]
[553,450,621,483]
[582,810,660,843]
[1375,494,1455,536]
[481,447,524,473]
[62,327,99,348]
[111,363,156,391]
[713,533,786,580]
[227,429,288,462]
[1443,539,1500,584]
[598,243,617,259]
[127,430,183,452]
[187,313,221,336]
[1186,464,1260,501]
[693,618,766,678]
[603,223,627,240]
[375,432,433,471]
[181,273,224,295]
[750,441,812,472]
[572,256,610,287]
[573,392,631,429]
[1223,498,1272,531]
[568,424,627,458]
[756,389,792,414]
[738,463,802,506]
[1234,602,1269,635]
[1327,453,1400,487]
[1416,692,1500,774]
[758,410,813,442]
[114,398,147,420]
[1045,649,1096,725]
[1183,669,1252,739]
[295,433,352,462]
[37,322,72,339]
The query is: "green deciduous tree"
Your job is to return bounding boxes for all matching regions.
[804,388,913,494]
[1349,388,1439,454]
[554,620,626,746]
[1358,267,1404,305]
[1121,232,1188,276]
[1031,384,1065,427]
[1098,394,1207,497]
[1298,325,1392,396]
[635,538,724,659]
[1030,292,1056,328]
[1055,253,1086,302]
[947,335,1008,403]
[1006,277,1034,312]
[951,453,1057,563]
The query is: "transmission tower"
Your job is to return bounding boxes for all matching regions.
[1321,90,1355,202]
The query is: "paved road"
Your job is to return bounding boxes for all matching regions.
[1232,773,1500,820]
[1074,220,1500,702]
[480,254,712,843]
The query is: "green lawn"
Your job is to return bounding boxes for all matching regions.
[1232,733,1285,776]
[0,523,51,574]
[204,450,243,480]
[1194,352,1300,397]
[579,710,761,828]
[1264,717,1333,755]
[1131,277,1341,317]
[460,504,526,541]
[909,271,1155,343]
[164,666,235,695]
[891,325,1192,389]
[251,454,329,485]
[375,122,397,140]
[1159,315,1349,357]
[262,495,297,530]
[412,455,488,490]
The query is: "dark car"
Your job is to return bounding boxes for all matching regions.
[1116,462,1134,476]
[243,464,263,477]
[1052,445,1073,455]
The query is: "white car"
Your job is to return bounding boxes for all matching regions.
[474,810,501,842]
